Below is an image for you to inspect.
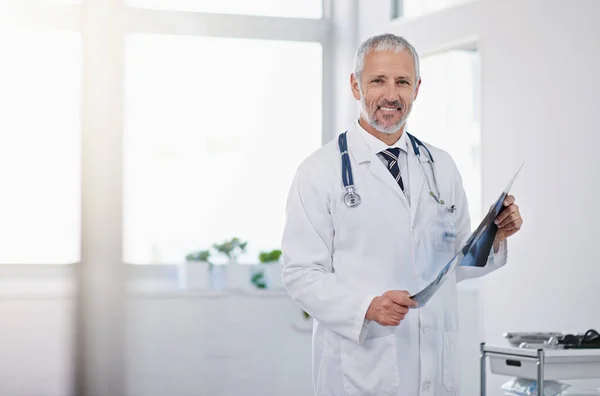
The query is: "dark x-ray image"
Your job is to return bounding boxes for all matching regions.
[411,164,523,307]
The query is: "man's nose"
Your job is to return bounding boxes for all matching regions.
[384,82,397,102]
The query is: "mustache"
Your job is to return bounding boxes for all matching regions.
[377,100,403,109]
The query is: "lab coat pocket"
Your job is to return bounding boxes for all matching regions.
[435,211,457,252]
[442,332,461,393]
[340,334,400,396]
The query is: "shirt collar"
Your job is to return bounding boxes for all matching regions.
[354,119,409,157]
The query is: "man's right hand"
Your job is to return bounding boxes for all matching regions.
[365,290,418,326]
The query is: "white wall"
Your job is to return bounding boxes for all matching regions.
[0,298,74,396]
[0,287,314,396]
[125,291,314,396]
[358,0,600,394]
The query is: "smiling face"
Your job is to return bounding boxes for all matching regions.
[351,49,421,136]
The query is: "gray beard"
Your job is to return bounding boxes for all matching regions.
[359,93,412,135]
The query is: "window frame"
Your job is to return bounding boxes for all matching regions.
[390,0,478,20]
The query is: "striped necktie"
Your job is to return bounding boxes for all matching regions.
[380,148,405,192]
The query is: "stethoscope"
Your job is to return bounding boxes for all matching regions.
[338,131,456,213]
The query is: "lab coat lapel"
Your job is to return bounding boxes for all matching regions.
[368,159,409,205]
[407,141,425,226]
[346,127,410,211]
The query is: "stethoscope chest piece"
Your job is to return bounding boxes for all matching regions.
[344,187,361,207]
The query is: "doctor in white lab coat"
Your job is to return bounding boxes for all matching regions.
[281,34,523,396]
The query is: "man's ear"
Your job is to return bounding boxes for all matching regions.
[413,78,422,100]
[351,73,361,100]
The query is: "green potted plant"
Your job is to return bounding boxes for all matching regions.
[212,237,247,263]
[184,249,212,289]
[250,271,267,289]
[212,237,249,290]
[258,249,284,289]
[258,249,282,264]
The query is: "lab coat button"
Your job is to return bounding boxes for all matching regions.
[423,326,430,335]
[422,382,431,391]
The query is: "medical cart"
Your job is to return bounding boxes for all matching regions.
[479,343,600,395]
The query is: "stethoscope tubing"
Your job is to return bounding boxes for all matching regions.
[338,130,451,211]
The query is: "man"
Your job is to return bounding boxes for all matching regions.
[281,33,523,396]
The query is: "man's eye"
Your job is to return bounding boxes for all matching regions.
[372,79,382,83]
[397,80,409,85]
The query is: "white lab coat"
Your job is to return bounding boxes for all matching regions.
[281,122,508,396]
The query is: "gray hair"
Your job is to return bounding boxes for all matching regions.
[353,33,420,85]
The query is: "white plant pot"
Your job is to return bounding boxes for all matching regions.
[264,262,284,290]
[184,260,212,290]
[226,262,250,290]
[209,264,227,291]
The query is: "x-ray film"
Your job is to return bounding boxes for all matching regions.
[410,163,524,307]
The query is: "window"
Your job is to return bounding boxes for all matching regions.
[392,0,475,19]
[123,34,323,264]
[0,30,82,264]
[0,2,335,395]
[126,0,323,19]
[407,49,482,229]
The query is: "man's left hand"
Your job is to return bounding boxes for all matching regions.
[493,195,523,248]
